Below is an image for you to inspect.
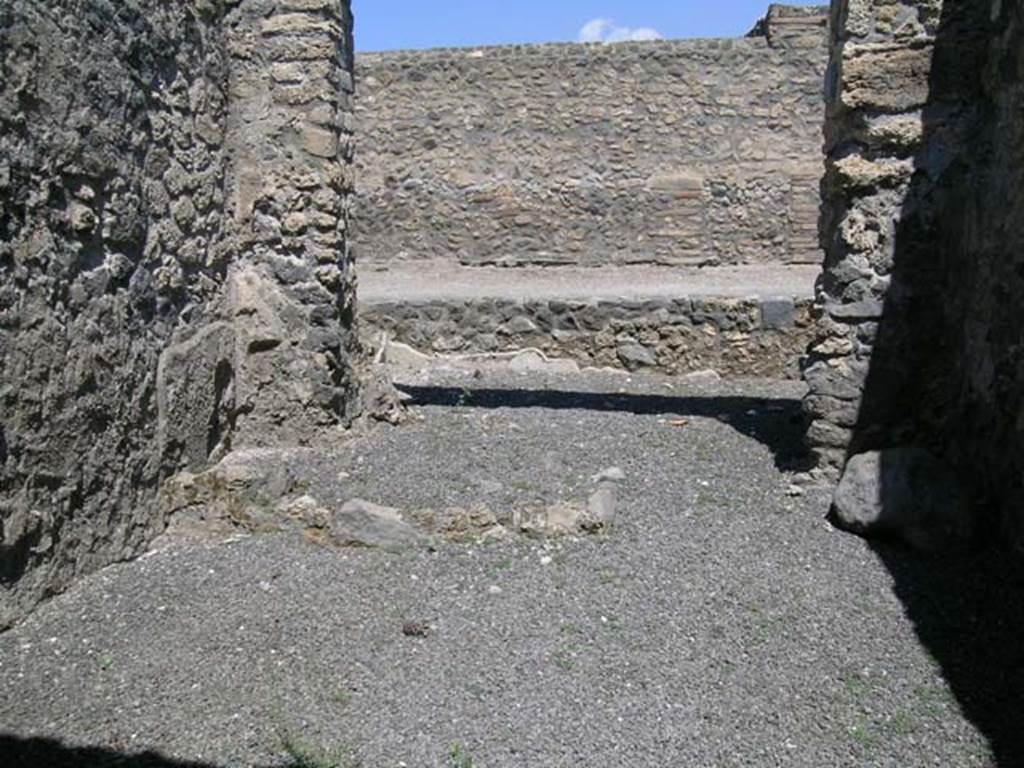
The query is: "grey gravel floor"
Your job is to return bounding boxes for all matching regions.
[359,261,817,302]
[1,365,1019,768]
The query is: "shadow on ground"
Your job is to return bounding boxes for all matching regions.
[869,545,1024,765]
[0,734,260,768]
[397,384,812,471]
[830,1,1024,765]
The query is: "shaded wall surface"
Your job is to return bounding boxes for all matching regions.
[806,0,1024,545]
[354,5,829,268]
[0,0,360,626]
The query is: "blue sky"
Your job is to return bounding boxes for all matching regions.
[351,0,825,52]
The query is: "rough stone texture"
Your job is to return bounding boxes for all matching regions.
[359,261,819,377]
[362,294,814,379]
[830,446,970,551]
[354,6,828,268]
[326,498,426,549]
[0,0,362,627]
[214,0,363,449]
[158,448,615,549]
[806,0,1024,548]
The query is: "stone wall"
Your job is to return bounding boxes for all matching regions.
[0,0,361,626]
[363,295,813,379]
[354,5,829,268]
[806,0,1024,548]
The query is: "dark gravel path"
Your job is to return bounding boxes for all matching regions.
[0,366,1006,767]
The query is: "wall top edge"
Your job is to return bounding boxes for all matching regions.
[356,3,827,59]
[356,35,825,62]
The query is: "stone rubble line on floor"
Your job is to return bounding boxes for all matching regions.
[157,449,627,550]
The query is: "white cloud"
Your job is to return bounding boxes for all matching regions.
[577,17,662,44]
[578,18,613,43]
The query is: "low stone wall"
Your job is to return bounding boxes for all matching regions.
[362,296,813,378]
[0,0,362,627]
[354,5,828,268]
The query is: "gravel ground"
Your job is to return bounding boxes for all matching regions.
[359,261,817,303]
[1,364,1019,768]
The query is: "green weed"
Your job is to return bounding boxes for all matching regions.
[279,731,361,768]
[450,741,474,768]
